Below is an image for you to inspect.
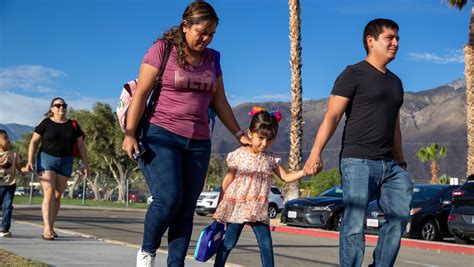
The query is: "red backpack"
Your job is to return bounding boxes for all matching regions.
[71,120,85,158]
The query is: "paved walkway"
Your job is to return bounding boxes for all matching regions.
[0,220,213,267]
[1,205,472,266]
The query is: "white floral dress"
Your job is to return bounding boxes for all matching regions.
[213,146,281,224]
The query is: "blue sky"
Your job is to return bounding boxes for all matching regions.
[0,0,470,126]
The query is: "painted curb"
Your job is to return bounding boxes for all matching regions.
[270,224,474,255]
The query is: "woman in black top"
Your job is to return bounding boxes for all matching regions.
[24,97,89,240]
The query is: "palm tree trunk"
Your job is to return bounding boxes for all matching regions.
[466,5,474,176]
[431,160,439,184]
[287,0,302,201]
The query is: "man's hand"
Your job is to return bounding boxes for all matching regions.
[303,156,323,176]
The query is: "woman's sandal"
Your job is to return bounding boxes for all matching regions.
[52,231,58,238]
[41,234,54,241]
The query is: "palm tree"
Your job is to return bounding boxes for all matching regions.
[416,143,447,184]
[447,0,473,176]
[287,0,303,201]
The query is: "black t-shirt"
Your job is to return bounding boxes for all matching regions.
[34,118,83,157]
[331,60,403,160]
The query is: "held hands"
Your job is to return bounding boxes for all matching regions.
[22,162,34,173]
[303,156,323,176]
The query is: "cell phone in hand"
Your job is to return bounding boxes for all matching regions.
[132,142,146,160]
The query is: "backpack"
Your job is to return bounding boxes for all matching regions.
[116,42,172,134]
[71,120,85,158]
[116,42,220,135]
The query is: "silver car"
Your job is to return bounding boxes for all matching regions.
[195,185,284,219]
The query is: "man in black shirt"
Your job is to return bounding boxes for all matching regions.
[304,19,413,267]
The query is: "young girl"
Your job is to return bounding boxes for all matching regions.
[213,107,308,267]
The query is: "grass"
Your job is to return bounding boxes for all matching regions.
[13,196,148,209]
[0,249,50,267]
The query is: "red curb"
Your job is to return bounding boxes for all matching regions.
[270,225,474,255]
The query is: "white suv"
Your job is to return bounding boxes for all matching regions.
[195,185,284,219]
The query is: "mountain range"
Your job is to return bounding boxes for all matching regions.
[1,78,467,182]
[211,78,467,183]
[0,123,33,141]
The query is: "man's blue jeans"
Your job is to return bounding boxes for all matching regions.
[214,221,274,267]
[0,184,16,232]
[339,158,412,267]
[139,124,211,267]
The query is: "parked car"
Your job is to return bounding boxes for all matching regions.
[15,187,41,196]
[365,184,458,241]
[128,189,147,203]
[280,186,346,231]
[448,178,474,244]
[195,185,284,219]
[14,186,28,196]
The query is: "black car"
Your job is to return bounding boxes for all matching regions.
[448,178,474,244]
[365,184,458,241]
[280,186,344,231]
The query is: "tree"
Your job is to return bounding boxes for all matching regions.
[416,143,447,184]
[301,168,341,196]
[447,0,473,175]
[287,0,303,201]
[205,154,226,190]
[69,103,140,202]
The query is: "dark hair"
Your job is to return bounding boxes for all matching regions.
[248,111,279,140]
[0,129,7,139]
[44,97,66,117]
[160,0,219,68]
[467,174,474,181]
[363,18,399,54]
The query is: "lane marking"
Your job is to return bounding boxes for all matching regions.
[403,260,439,267]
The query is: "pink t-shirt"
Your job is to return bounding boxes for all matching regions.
[142,40,222,139]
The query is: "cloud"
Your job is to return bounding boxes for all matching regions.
[407,49,464,64]
[0,65,66,93]
[0,91,116,126]
[227,92,291,107]
[252,93,290,101]
[228,94,247,107]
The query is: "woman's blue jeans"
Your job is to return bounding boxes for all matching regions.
[214,221,274,267]
[139,124,210,267]
[0,184,16,232]
[339,158,413,267]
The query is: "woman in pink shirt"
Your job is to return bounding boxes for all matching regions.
[122,1,249,266]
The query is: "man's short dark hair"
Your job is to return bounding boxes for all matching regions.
[363,18,399,54]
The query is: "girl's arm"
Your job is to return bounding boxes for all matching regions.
[274,165,306,183]
[217,168,236,205]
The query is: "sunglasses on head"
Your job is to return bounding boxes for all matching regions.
[52,103,68,109]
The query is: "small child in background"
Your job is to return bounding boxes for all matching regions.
[0,129,24,237]
[213,107,309,267]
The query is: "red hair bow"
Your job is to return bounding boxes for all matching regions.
[248,106,282,122]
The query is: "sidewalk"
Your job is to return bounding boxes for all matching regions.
[0,220,213,267]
